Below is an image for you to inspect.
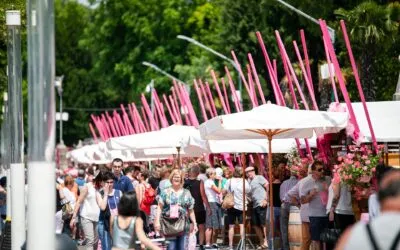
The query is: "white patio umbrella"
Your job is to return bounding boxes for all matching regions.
[199,102,348,248]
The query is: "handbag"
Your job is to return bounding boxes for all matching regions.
[320,227,342,243]
[160,215,186,237]
[222,181,234,209]
[160,189,187,237]
[61,202,73,220]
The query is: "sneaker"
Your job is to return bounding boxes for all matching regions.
[212,243,219,248]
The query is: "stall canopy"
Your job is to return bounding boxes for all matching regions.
[342,101,400,142]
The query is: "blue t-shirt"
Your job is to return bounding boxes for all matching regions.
[75,177,86,187]
[113,175,134,193]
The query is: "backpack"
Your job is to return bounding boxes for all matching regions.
[140,185,156,215]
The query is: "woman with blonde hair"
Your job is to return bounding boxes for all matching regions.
[154,169,198,250]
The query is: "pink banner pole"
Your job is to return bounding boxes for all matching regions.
[275,31,310,110]
[322,41,339,102]
[132,104,147,133]
[293,41,318,110]
[256,32,283,105]
[169,95,182,125]
[120,104,135,134]
[211,70,229,114]
[141,94,159,130]
[172,84,191,126]
[90,115,105,141]
[171,88,184,124]
[163,94,177,124]
[105,112,118,137]
[340,20,378,151]
[140,106,151,131]
[112,114,122,136]
[194,79,208,121]
[199,79,215,117]
[152,89,168,128]
[221,78,231,113]
[89,123,99,142]
[177,81,199,127]
[248,53,267,104]
[300,30,314,94]
[115,110,128,135]
[205,82,218,116]
[319,20,360,138]
[225,67,242,112]
[101,114,112,138]
[128,103,140,134]
[231,51,256,107]
[247,65,259,107]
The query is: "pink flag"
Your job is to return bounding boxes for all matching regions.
[248,53,266,104]
[300,30,314,94]
[163,94,177,124]
[225,67,242,112]
[89,123,98,142]
[205,82,218,116]
[220,78,231,114]
[231,51,256,107]
[193,79,208,121]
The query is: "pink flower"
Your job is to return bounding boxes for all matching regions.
[365,160,371,165]
[363,166,368,171]
[347,153,355,159]
[361,155,368,160]
[372,168,376,172]
[337,157,343,162]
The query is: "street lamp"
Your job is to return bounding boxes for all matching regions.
[273,0,335,45]
[55,75,64,144]
[177,35,242,103]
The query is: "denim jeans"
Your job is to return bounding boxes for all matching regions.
[98,220,112,250]
[280,205,290,250]
[167,234,186,250]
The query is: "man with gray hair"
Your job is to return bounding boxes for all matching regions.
[184,163,211,248]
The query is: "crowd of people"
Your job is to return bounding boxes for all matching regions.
[52,156,400,250]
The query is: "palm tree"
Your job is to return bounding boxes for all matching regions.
[335,1,399,101]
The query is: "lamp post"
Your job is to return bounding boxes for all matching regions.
[177,35,242,104]
[55,75,64,144]
[6,10,26,250]
[273,0,335,45]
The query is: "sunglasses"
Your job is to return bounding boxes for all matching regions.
[316,168,324,172]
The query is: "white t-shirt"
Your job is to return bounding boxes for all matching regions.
[62,187,76,209]
[225,178,251,211]
[204,179,219,203]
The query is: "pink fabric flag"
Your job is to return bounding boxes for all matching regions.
[127,104,139,133]
[89,123,99,142]
[90,115,106,141]
[176,81,199,127]
[163,94,177,124]
[225,67,242,112]
[300,30,314,94]
[112,115,122,137]
[211,70,229,114]
[340,20,378,151]
[114,111,127,136]
[248,53,266,104]
[220,78,231,114]
[193,79,208,121]
[231,51,256,107]
[172,87,186,124]
[120,104,135,134]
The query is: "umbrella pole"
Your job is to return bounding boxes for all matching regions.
[267,135,274,250]
[242,162,246,249]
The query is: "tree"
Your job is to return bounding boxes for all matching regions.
[335,1,400,101]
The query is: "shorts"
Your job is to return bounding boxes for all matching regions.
[227,208,244,225]
[251,206,267,226]
[309,216,329,241]
[195,210,206,225]
[206,202,223,229]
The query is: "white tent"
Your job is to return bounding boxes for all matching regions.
[341,101,400,142]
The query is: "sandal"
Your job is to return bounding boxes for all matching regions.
[257,243,268,249]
